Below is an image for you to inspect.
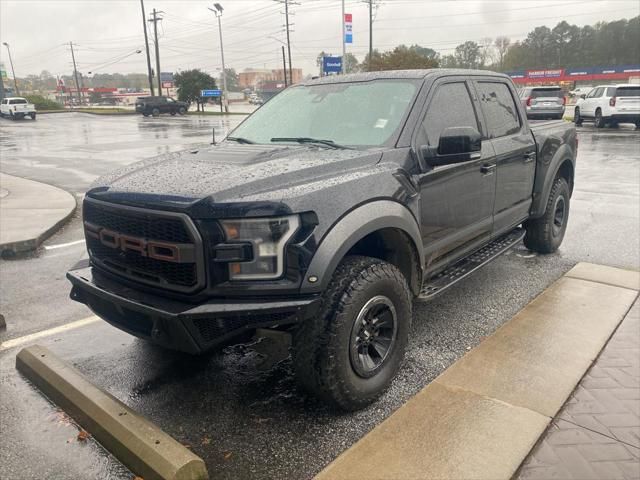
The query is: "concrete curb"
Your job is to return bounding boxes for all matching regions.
[16,345,209,480]
[0,174,77,254]
[316,263,639,480]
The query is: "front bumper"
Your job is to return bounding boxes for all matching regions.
[67,265,320,354]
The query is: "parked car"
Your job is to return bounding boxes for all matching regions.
[569,86,593,99]
[574,84,640,128]
[68,69,577,411]
[135,96,189,117]
[0,97,36,120]
[518,86,566,120]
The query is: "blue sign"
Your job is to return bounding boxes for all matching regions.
[322,56,342,74]
[345,34,353,44]
[201,89,222,97]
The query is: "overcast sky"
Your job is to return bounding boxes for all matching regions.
[1,0,638,79]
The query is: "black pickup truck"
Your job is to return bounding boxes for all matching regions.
[68,70,577,410]
[135,96,189,117]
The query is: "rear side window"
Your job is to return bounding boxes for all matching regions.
[476,82,521,138]
[531,89,563,98]
[420,82,479,147]
[617,87,640,97]
[606,87,617,97]
[9,99,27,105]
[588,87,604,98]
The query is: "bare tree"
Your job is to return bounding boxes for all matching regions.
[494,36,511,71]
[479,37,495,67]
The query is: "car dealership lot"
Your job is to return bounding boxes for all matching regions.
[1,114,639,479]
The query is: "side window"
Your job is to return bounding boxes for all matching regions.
[587,88,599,98]
[593,87,604,98]
[606,87,617,97]
[476,82,521,138]
[419,82,479,147]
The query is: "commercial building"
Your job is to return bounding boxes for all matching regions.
[506,65,640,87]
[238,67,303,89]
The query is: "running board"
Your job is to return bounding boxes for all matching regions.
[418,228,525,301]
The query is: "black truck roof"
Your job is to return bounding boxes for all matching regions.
[303,69,510,85]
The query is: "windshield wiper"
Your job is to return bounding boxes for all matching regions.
[226,136,255,144]
[270,137,351,149]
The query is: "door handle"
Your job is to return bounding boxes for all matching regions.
[480,163,496,175]
[523,151,536,163]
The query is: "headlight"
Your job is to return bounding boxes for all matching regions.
[220,215,300,280]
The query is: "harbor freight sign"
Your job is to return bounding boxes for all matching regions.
[506,64,640,84]
[201,89,222,97]
[323,56,342,75]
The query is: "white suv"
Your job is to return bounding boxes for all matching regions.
[574,84,640,128]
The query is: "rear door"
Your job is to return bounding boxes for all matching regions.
[415,78,497,269]
[581,87,604,117]
[614,86,640,115]
[473,80,536,236]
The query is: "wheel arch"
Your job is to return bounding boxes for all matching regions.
[300,200,424,296]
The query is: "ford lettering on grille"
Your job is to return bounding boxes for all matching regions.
[84,222,194,263]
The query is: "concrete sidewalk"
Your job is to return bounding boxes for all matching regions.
[518,298,640,479]
[0,173,76,254]
[317,263,639,480]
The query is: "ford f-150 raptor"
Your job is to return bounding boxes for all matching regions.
[68,69,577,410]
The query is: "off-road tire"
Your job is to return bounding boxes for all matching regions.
[524,176,570,253]
[292,255,411,411]
[152,108,160,117]
[594,108,605,128]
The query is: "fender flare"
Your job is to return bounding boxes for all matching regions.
[300,200,424,294]
[530,145,575,218]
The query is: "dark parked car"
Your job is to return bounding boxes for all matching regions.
[519,86,566,120]
[135,96,189,117]
[69,69,577,410]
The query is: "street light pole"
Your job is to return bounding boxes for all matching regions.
[140,0,155,96]
[341,0,346,74]
[2,42,20,95]
[209,3,228,113]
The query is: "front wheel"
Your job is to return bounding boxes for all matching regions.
[178,106,186,115]
[574,108,583,126]
[30,113,36,120]
[524,177,570,254]
[151,108,160,117]
[292,256,411,411]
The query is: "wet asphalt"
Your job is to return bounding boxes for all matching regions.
[1,113,639,480]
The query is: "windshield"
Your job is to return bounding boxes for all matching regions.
[230,79,419,147]
[9,99,28,104]
[617,87,640,97]
[531,89,563,98]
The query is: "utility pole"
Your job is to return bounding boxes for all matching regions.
[281,46,288,87]
[284,0,293,85]
[69,41,82,104]
[209,3,228,113]
[148,9,163,96]
[140,0,154,95]
[341,0,346,74]
[2,42,19,95]
[368,0,373,70]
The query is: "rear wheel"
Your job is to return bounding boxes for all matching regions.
[594,109,605,128]
[292,256,411,411]
[178,106,186,115]
[524,177,570,254]
[30,113,36,120]
[151,108,160,117]
[574,107,583,126]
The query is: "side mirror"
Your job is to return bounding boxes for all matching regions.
[580,94,586,99]
[421,127,482,167]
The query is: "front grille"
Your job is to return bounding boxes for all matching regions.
[84,199,203,292]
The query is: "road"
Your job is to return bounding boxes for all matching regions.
[1,113,639,479]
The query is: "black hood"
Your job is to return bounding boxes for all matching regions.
[89,143,382,204]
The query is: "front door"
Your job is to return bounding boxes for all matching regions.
[415,79,497,272]
[580,87,604,118]
[473,80,536,235]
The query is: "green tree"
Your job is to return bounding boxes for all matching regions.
[362,45,439,71]
[344,53,360,73]
[221,68,240,91]
[454,41,481,69]
[174,69,217,112]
